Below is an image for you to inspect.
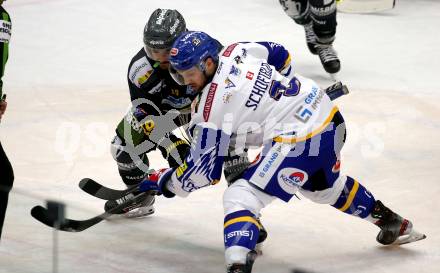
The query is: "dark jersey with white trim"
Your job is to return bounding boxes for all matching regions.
[127,48,198,127]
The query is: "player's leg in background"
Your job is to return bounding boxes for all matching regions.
[279,0,319,54]
[0,141,14,241]
[309,0,341,74]
[107,135,155,218]
[223,179,275,273]
[107,131,190,218]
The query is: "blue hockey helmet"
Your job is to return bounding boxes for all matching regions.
[169,31,221,71]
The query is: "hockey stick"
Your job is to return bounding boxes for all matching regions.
[78,178,140,200]
[337,0,396,14]
[30,190,155,232]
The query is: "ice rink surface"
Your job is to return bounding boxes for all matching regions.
[0,0,439,272]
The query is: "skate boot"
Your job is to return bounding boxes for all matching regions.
[316,43,340,74]
[304,22,318,55]
[371,200,426,245]
[255,218,268,255]
[104,191,155,218]
[227,250,258,273]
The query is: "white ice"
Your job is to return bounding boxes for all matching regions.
[0,0,439,272]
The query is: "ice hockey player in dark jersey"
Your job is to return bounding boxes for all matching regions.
[106,9,194,217]
[279,0,340,75]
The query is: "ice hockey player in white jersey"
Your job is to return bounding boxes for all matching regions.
[138,31,426,273]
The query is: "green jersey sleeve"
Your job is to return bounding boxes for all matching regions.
[0,6,11,97]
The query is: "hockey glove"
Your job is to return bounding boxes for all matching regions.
[158,134,190,168]
[224,149,250,186]
[139,168,176,198]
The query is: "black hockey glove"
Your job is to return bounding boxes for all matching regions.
[158,134,190,169]
[224,149,250,186]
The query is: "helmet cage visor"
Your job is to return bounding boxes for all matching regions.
[169,64,204,86]
[144,45,172,61]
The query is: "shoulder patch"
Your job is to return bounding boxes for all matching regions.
[128,57,153,88]
[203,83,218,121]
[222,43,238,57]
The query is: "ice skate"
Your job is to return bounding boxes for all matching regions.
[227,250,257,273]
[316,43,340,74]
[371,200,426,245]
[104,191,155,218]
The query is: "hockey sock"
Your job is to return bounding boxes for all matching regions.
[224,210,261,254]
[331,176,376,218]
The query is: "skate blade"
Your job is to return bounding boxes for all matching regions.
[123,207,155,219]
[393,229,426,245]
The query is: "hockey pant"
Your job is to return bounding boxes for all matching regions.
[223,111,375,265]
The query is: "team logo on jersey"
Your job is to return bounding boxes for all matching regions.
[234,56,243,64]
[277,168,308,194]
[225,78,236,89]
[129,58,153,88]
[148,81,162,94]
[192,38,201,46]
[170,48,178,56]
[203,83,218,121]
[294,105,313,123]
[246,71,254,80]
[138,70,153,85]
[223,43,238,57]
[332,159,341,173]
[229,65,241,76]
[223,92,232,103]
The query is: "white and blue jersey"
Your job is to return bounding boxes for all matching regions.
[165,41,340,202]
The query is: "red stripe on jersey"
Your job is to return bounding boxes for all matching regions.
[223,43,238,57]
[204,83,218,121]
